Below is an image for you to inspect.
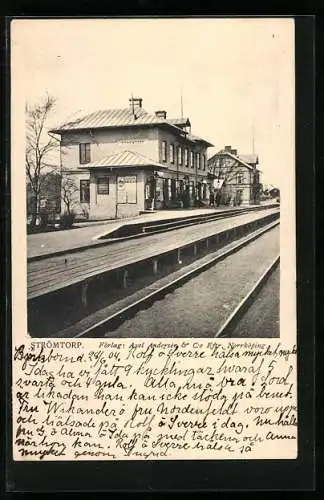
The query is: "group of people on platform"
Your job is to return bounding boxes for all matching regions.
[209,189,242,207]
[209,190,223,207]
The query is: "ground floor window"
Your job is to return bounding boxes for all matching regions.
[189,181,195,199]
[197,182,205,200]
[164,178,172,201]
[97,176,109,195]
[155,178,164,202]
[80,179,90,203]
[175,179,184,197]
[145,179,153,200]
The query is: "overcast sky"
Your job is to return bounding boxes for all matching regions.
[12,18,294,186]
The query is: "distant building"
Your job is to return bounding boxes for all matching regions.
[269,187,280,198]
[207,145,261,205]
[50,97,214,219]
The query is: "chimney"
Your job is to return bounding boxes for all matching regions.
[224,145,232,152]
[129,97,143,110]
[231,149,237,155]
[155,110,167,119]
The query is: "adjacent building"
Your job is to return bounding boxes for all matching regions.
[50,97,214,220]
[207,145,261,205]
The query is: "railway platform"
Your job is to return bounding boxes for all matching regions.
[28,206,280,337]
[27,203,276,260]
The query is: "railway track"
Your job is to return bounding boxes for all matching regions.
[28,208,279,301]
[61,219,279,339]
[215,255,279,338]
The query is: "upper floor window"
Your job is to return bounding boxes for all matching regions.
[177,146,183,165]
[184,148,189,167]
[170,144,175,163]
[80,179,90,203]
[190,151,194,168]
[196,152,201,170]
[237,172,243,184]
[79,143,91,164]
[203,154,207,171]
[162,141,167,162]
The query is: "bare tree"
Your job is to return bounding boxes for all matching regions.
[207,152,241,184]
[25,94,60,221]
[207,152,244,205]
[60,172,79,216]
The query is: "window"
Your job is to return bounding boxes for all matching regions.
[163,178,172,201]
[184,148,189,167]
[196,152,201,170]
[162,141,167,162]
[79,143,91,164]
[155,178,164,202]
[97,176,109,195]
[190,151,194,168]
[237,172,243,184]
[178,146,183,165]
[203,154,207,171]
[80,179,90,203]
[189,181,195,199]
[170,144,175,163]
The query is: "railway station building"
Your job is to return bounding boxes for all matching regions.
[207,146,262,206]
[50,97,214,220]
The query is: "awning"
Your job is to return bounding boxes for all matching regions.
[79,150,169,170]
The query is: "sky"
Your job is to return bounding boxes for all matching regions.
[12,18,295,187]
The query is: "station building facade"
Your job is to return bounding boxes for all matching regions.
[207,145,261,206]
[51,97,213,220]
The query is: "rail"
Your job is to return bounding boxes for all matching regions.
[215,255,280,338]
[63,219,280,338]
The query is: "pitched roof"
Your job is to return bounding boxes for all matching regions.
[79,150,169,170]
[167,117,191,127]
[50,107,187,135]
[49,107,215,148]
[208,150,254,170]
[186,132,214,147]
[238,153,258,165]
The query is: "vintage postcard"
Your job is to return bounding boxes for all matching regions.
[9,16,305,485]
